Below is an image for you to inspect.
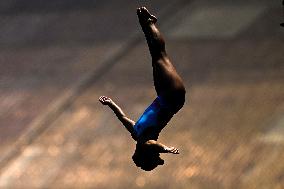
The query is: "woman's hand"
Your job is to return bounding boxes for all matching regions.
[144,140,180,154]
[165,146,179,154]
[99,96,112,105]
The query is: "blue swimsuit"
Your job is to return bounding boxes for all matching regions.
[132,96,174,142]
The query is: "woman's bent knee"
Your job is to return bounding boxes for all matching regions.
[164,88,186,113]
[174,89,186,111]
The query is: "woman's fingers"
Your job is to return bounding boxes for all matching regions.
[99,96,105,103]
[174,148,180,154]
[99,96,111,105]
[168,147,179,154]
[99,96,103,101]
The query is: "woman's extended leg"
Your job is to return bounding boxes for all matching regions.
[137,7,186,112]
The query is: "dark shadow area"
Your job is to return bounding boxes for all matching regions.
[0,0,101,15]
[0,0,138,49]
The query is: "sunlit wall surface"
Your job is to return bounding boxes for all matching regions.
[0,0,283,188]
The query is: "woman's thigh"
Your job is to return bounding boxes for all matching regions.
[153,58,185,96]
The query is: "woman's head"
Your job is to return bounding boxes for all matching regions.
[132,147,164,171]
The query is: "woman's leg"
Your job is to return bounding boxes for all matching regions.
[137,7,186,112]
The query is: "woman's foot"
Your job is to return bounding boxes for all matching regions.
[137,7,157,25]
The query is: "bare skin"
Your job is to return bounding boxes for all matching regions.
[99,7,185,157]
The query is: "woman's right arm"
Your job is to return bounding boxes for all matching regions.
[99,96,135,134]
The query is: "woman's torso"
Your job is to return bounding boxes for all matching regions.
[132,96,174,142]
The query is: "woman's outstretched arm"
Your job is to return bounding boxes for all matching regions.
[99,96,135,134]
[145,140,179,154]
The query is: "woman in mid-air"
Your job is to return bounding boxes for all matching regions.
[99,7,186,171]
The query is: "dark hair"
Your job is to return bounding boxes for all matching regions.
[132,147,164,171]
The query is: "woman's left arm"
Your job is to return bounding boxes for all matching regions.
[145,140,179,154]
